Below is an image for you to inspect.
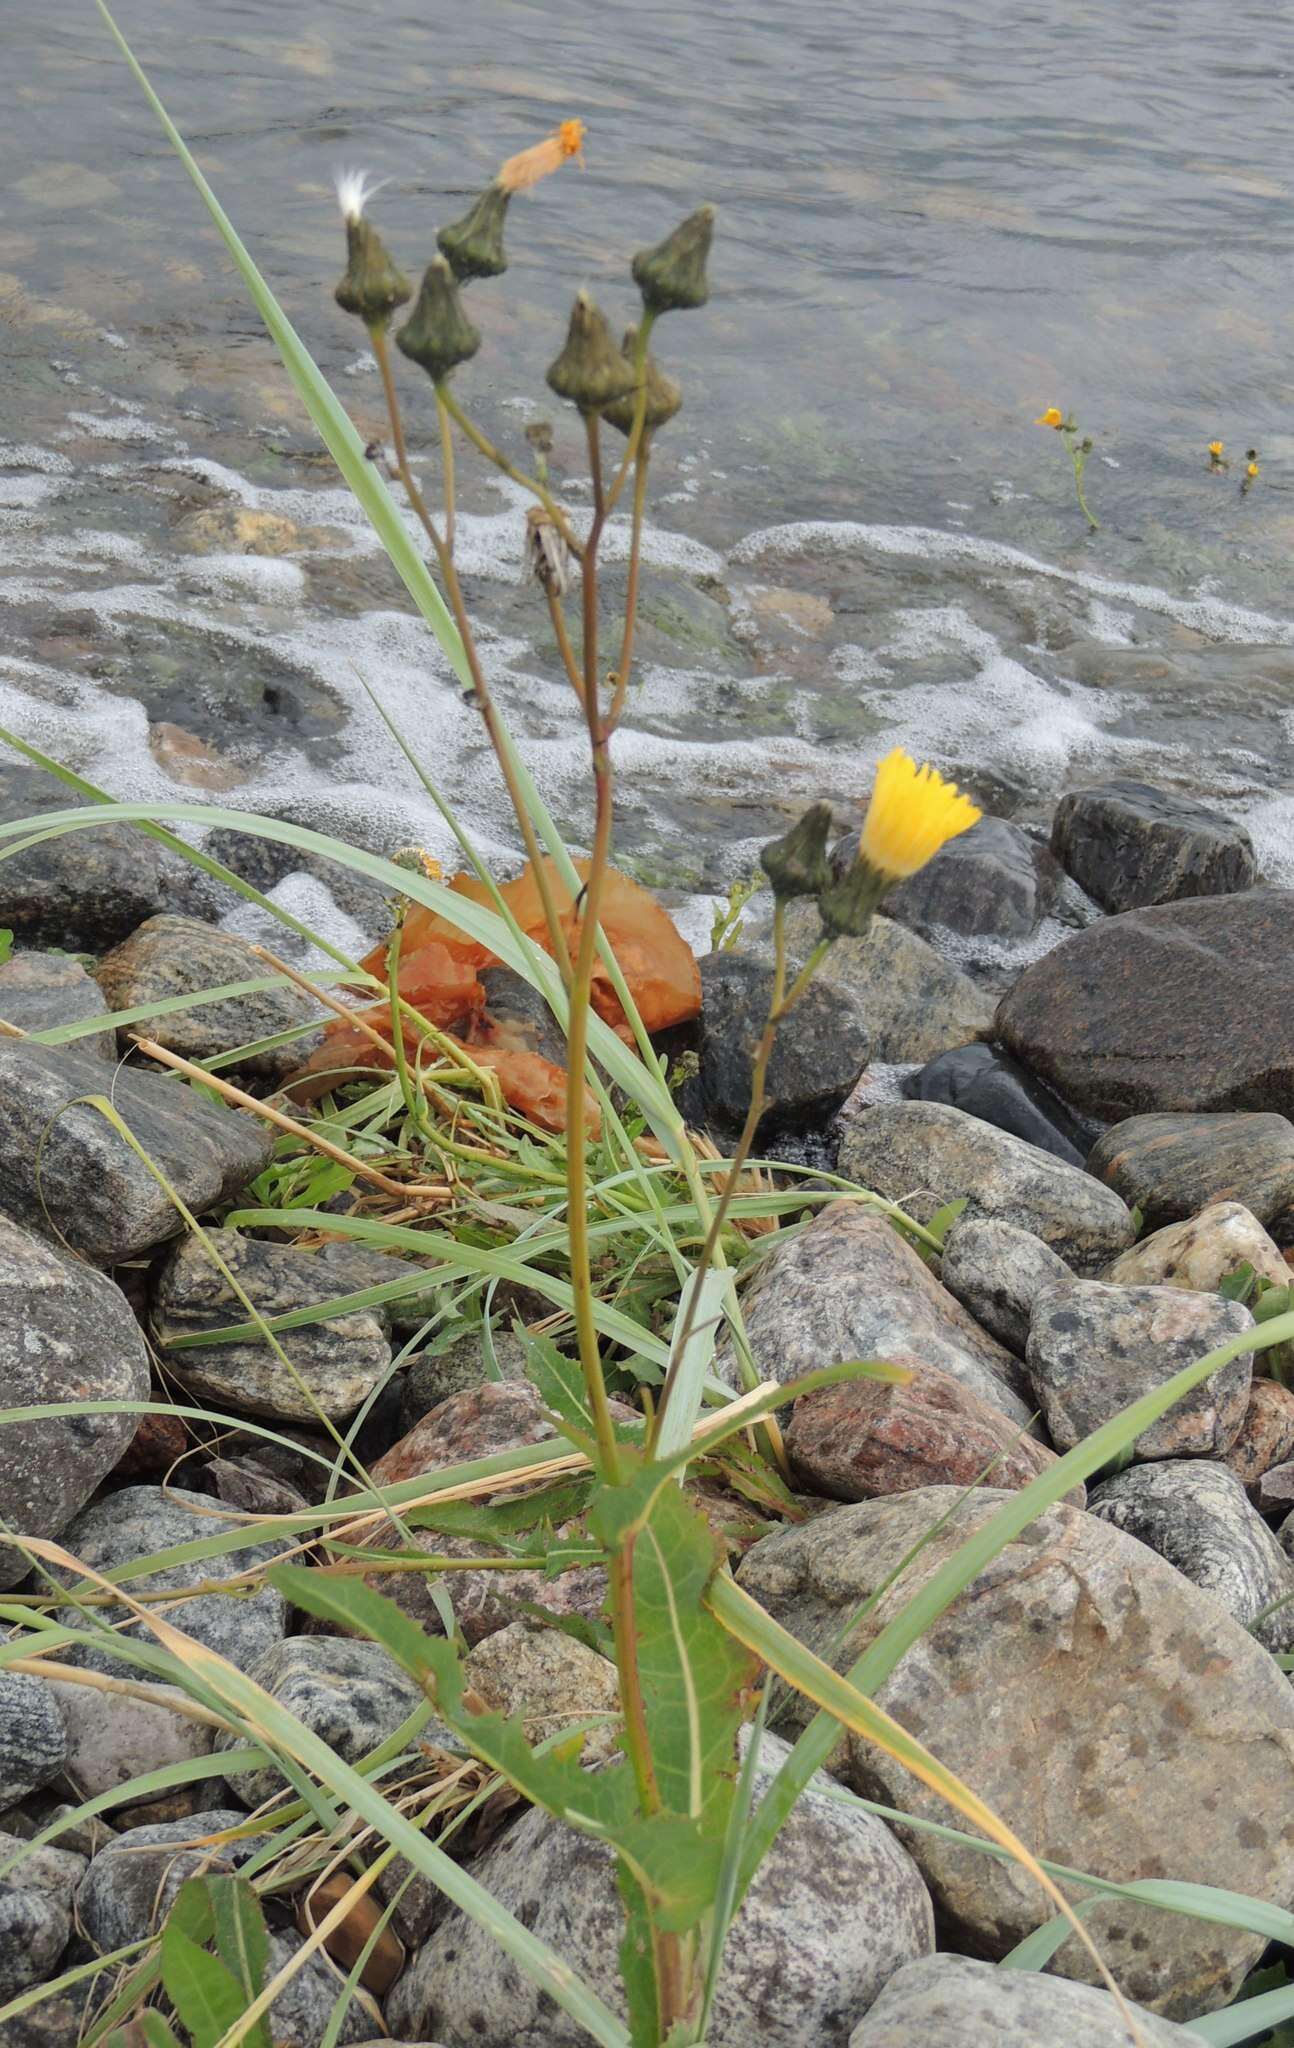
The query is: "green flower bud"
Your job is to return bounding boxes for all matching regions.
[759,803,832,902]
[545,291,637,413]
[602,326,683,437]
[816,858,890,941]
[395,257,481,384]
[437,181,511,283]
[631,204,715,315]
[334,218,411,329]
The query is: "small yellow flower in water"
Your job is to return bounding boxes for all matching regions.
[1035,406,1064,429]
[1247,459,1260,478]
[1209,440,1225,457]
[498,119,587,194]
[858,748,983,882]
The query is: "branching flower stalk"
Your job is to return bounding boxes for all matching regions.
[1034,404,1099,530]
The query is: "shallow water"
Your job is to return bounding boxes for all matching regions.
[4,0,1294,951]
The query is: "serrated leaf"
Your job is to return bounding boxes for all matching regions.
[518,1328,616,1457]
[159,1925,248,2048]
[403,1480,593,1551]
[207,1877,270,2042]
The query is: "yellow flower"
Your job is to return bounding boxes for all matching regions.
[1247,459,1260,478]
[858,748,982,882]
[1035,406,1064,429]
[1209,440,1225,457]
[499,119,587,194]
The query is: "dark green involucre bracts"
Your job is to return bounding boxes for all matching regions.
[334,218,412,328]
[437,182,512,283]
[602,326,683,437]
[545,291,637,413]
[631,204,715,314]
[395,257,482,383]
[759,803,833,902]
[816,857,890,940]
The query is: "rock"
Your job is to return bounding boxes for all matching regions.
[400,1328,528,1429]
[939,1216,1074,1356]
[776,900,994,1065]
[203,1454,312,1518]
[1259,1461,1294,1515]
[153,1230,392,1424]
[0,1836,85,2000]
[462,1621,621,1765]
[904,1042,1088,1168]
[50,1486,287,1680]
[996,889,1294,1123]
[837,1101,1134,1273]
[0,1992,97,2048]
[75,1808,257,1951]
[215,1636,428,1810]
[0,1041,271,1262]
[0,764,170,951]
[1088,1460,1294,1651]
[849,1954,1201,2047]
[838,817,1059,946]
[387,1728,934,2048]
[712,1203,1035,1430]
[1027,1280,1252,1458]
[311,1241,442,1332]
[785,1364,1079,1503]
[1221,1378,1294,1489]
[1050,779,1256,914]
[52,1679,212,1808]
[0,953,114,1061]
[1088,1116,1294,1238]
[698,950,870,1132]
[0,1675,68,1808]
[250,1933,378,2048]
[96,914,321,1079]
[374,1380,560,1486]
[478,966,570,1070]
[0,1214,151,1590]
[1106,1199,1290,1296]
[736,1488,1294,2018]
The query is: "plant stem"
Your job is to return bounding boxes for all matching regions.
[605,315,656,515]
[545,583,587,709]
[436,386,457,558]
[609,438,651,730]
[436,386,585,559]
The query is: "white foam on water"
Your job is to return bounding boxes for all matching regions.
[1234,793,1294,887]
[180,553,307,602]
[0,444,75,476]
[63,411,179,447]
[219,871,372,970]
[1086,598,1138,645]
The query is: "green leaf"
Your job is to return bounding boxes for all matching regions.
[207,1878,270,2039]
[159,1924,248,2048]
[923,1196,968,1248]
[1218,1262,1258,1305]
[105,2018,185,2048]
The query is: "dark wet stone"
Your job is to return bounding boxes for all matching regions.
[202,820,394,927]
[0,1836,85,2001]
[850,1955,1200,2047]
[96,914,321,1078]
[0,765,171,952]
[699,949,870,1132]
[1051,778,1256,914]
[0,1676,67,1809]
[995,888,1294,1122]
[905,1040,1090,1166]
[1088,1112,1294,1237]
[0,1041,272,1262]
[834,815,1060,943]
[0,1213,150,1591]
[0,953,114,1061]
[939,1214,1073,1355]
[215,1636,429,1810]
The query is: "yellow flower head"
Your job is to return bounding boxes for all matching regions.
[499,119,587,194]
[858,750,982,882]
[1208,440,1225,457]
[1247,459,1260,478]
[1035,406,1064,429]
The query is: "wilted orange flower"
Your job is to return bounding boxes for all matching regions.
[498,119,587,194]
[1034,406,1064,429]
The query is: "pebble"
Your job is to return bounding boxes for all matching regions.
[0,1835,85,2001]
[905,1041,1088,1167]
[849,1954,1202,2047]
[698,948,870,1132]
[400,1327,528,1430]
[75,1808,257,1951]
[0,1674,68,1809]
[1050,777,1256,913]
[51,1678,213,1809]
[96,914,321,1079]
[0,953,115,1062]
[462,1620,621,1764]
[939,1215,1074,1355]
[1258,1461,1294,1515]
[215,1636,428,1811]
[1089,1114,1294,1238]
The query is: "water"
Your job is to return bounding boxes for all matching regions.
[4,0,1294,952]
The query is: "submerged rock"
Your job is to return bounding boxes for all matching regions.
[1050,778,1256,914]
[905,1040,1088,1167]
[849,1955,1201,2047]
[1088,1114,1294,1237]
[96,913,320,1078]
[939,1215,1073,1355]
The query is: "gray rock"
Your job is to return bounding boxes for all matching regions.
[75,1808,257,1950]
[849,1955,1201,2047]
[0,1213,150,1591]
[0,1994,96,2048]
[0,766,170,952]
[698,950,870,1131]
[1261,1462,1294,1515]
[1088,1460,1294,1651]
[312,1241,443,1333]
[96,914,321,1079]
[1088,1113,1294,1237]
[462,1621,621,1765]
[257,1932,378,2048]
[50,1486,287,1680]
[401,1328,528,1430]
[153,1230,392,1424]
[0,953,115,1061]
[776,899,994,1064]
[0,1675,67,1808]
[0,1041,271,1262]
[940,1216,1073,1355]
[837,1100,1135,1273]
[713,1202,1035,1429]
[1105,1199,1290,1291]
[736,1488,1294,2018]
[906,1042,1088,1168]
[840,816,1059,946]
[1051,779,1256,914]
[51,1678,212,1807]
[387,1728,934,2048]
[1027,1280,1253,1458]
[215,1636,427,1810]
[0,1835,85,2000]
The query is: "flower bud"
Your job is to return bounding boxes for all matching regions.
[545,291,637,413]
[602,326,683,437]
[631,204,715,315]
[816,860,889,940]
[395,257,481,384]
[437,181,511,283]
[759,803,832,902]
[334,218,412,329]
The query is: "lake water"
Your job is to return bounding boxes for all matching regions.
[5,0,1294,957]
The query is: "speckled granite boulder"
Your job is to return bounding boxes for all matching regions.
[0,1674,67,1807]
[75,1809,258,1950]
[698,949,871,1132]
[0,1213,150,1591]
[51,1678,212,1808]
[713,1204,1034,1430]
[1106,1199,1290,1292]
[1050,779,1256,914]
[0,953,115,1061]
[1027,1280,1253,1458]
[849,1955,1202,2047]
[216,1636,428,1809]
[1089,1460,1294,1651]
[97,914,320,1078]
[388,1729,934,2048]
[1222,1379,1294,1489]
[737,1488,1294,2018]
[0,1041,271,1261]
[401,1328,529,1429]
[0,1836,85,2000]
[153,1230,392,1423]
[1089,1113,1294,1240]
[837,1102,1134,1273]
[462,1621,621,1765]
[939,1216,1073,1355]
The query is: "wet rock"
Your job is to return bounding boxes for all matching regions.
[462,1621,621,1764]
[1089,1114,1294,1238]
[906,1042,1091,1170]
[1027,1280,1252,1457]
[216,1636,427,1810]
[1088,1460,1294,1652]
[849,1955,1201,2047]
[995,889,1294,1123]
[96,914,321,1079]
[737,1487,1294,2018]
[400,1327,528,1429]
[387,1728,934,2048]
[51,1679,212,1809]
[837,816,1059,946]
[712,1203,1035,1429]
[478,966,569,1070]
[0,1041,271,1262]
[0,1213,150,1591]
[785,1365,1078,1503]
[153,1230,392,1424]
[0,764,170,951]
[837,1101,1134,1273]
[203,822,392,930]
[0,1836,85,2000]
[0,953,115,1061]
[0,1675,68,1808]
[1051,779,1256,914]
[939,1215,1073,1355]
[698,949,870,1132]
[50,1486,287,1680]
[776,899,994,1064]
[74,1808,256,1950]
[1221,1378,1294,1489]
